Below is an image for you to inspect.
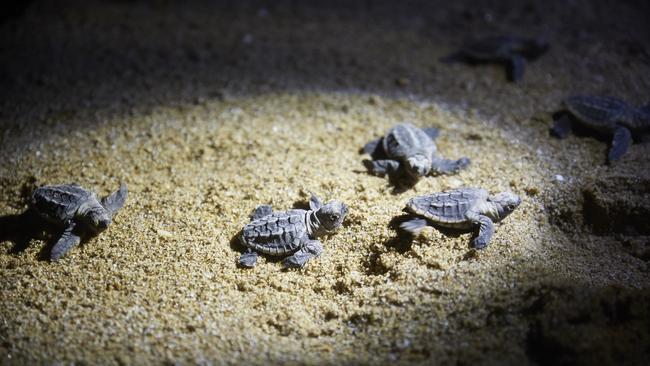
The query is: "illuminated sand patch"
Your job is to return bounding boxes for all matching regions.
[0,92,647,364]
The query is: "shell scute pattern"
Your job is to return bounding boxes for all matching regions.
[242,211,307,255]
[566,96,628,130]
[408,188,487,223]
[32,185,92,223]
[384,123,433,158]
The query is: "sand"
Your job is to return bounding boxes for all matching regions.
[1,1,649,365]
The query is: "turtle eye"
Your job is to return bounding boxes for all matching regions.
[507,204,515,211]
[330,214,339,221]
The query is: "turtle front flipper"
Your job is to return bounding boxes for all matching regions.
[101,183,128,216]
[282,240,323,268]
[238,248,259,268]
[250,205,273,220]
[506,55,526,82]
[550,114,573,139]
[399,218,428,235]
[472,215,494,249]
[363,159,400,177]
[362,137,384,157]
[51,222,81,260]
[430,156,470,175]
[608,126,632,163]
[422,127,439,140]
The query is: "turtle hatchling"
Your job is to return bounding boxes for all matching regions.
[31,183,128,260]
[442,36,548,82]
[363,123,470,186]
[238,193,348,268]
[400,188,521,249]
[551,95,650,162]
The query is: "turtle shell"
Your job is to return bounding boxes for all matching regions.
[405,188,488,226]
[383,123,435,160]
[241,209,308,256]
[565,96,629,133]
[32,184,93,224]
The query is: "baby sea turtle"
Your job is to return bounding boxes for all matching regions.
[400,187,521,249]
[442,36,549,82]
[362,123,470,187]
[31,183,128,260]
[551,95,650,162]
[238,193,348,268]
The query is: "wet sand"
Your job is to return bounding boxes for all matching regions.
[1,1,649,365]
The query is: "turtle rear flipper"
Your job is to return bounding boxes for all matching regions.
[101,183,128,216]
[550,114,573,139]
[422,127,439,140]
[250,205,273,220]
[399,218,428,235]
[363,159,400,177]
[506,55,526,82]
[50,223,81,261]
[608,126,632,163]
[431,156,470,175]
[238,248,259,268]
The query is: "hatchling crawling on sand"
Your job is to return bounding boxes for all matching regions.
[551,95,650,162]
[239,193,348,268]
[31,183,128,260]
[363,123,470,186]
[442,36,549,82]
[400,188,521,249]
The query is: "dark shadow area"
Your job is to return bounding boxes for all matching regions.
[547,144,650,237]
[522,284,650,366]
[0,208,89,260]
[0,0,34,24]
[2,0,649,150]
[290,199,310,211]
[0,209,47,254]
[358,270,650,365]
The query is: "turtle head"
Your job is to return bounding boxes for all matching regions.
[85,207,112,233]
[406,154,431,178]
[490,192,521,221]
[313,199,348,233]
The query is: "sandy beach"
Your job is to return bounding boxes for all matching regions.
[1,1,649,364]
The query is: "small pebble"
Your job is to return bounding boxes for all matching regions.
[554,174,565,182]
[156,229,174,239]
